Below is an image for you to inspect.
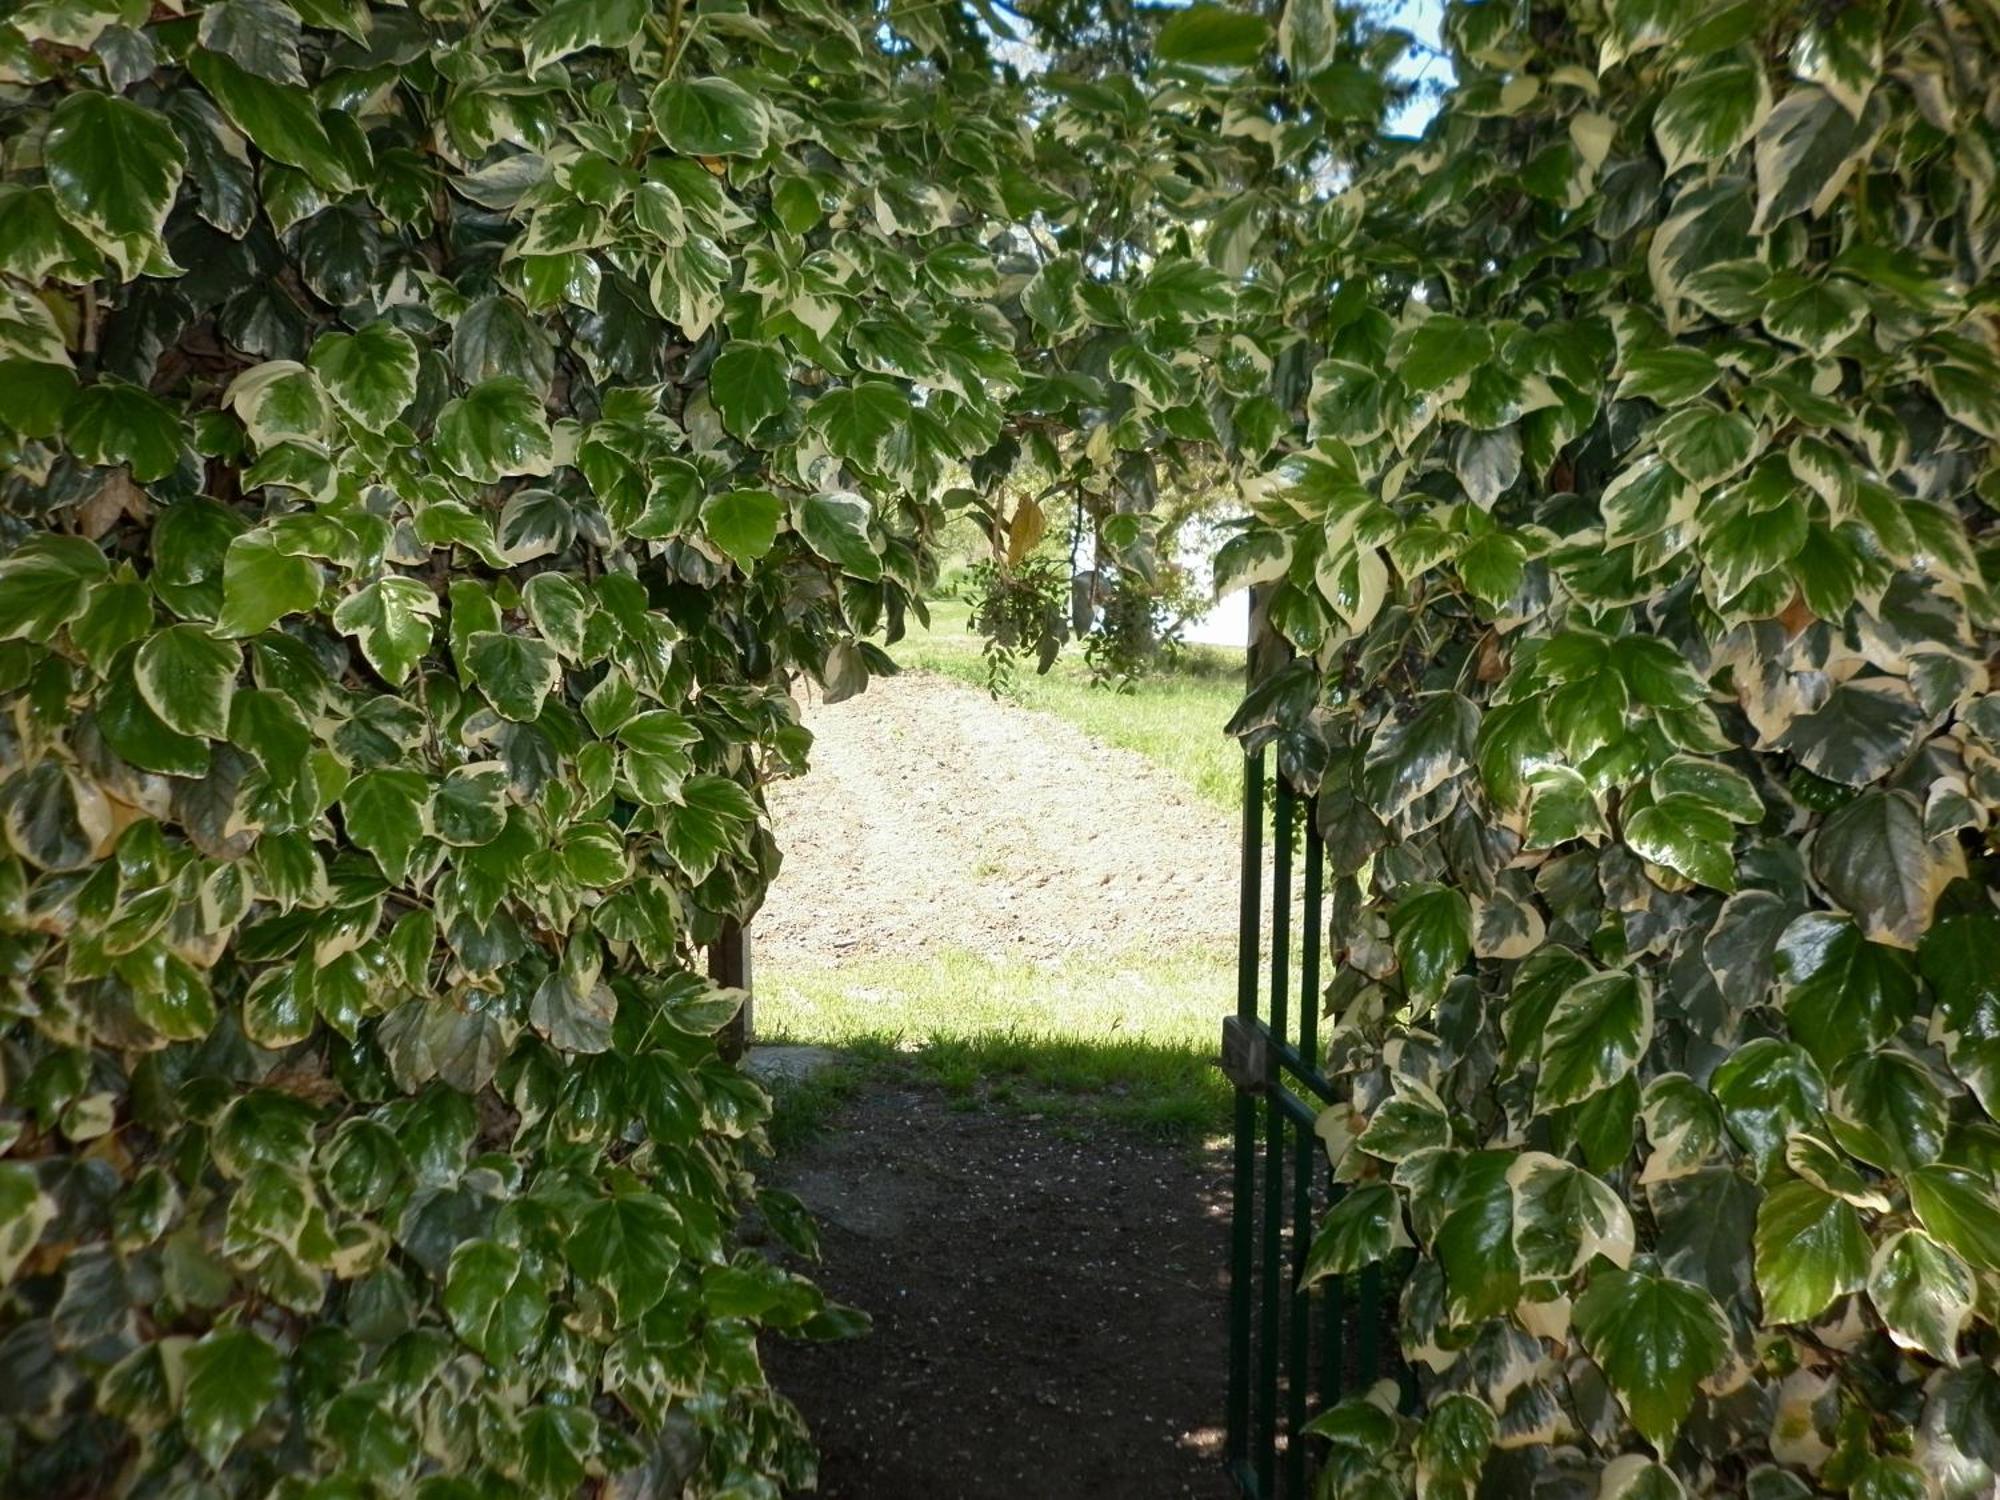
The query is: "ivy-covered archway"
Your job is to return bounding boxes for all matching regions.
[4,0,1999,1495]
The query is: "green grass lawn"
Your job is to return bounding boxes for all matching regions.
[762,946,1233,1146]
[760,601,1245,1150]
[888,598,1247,812]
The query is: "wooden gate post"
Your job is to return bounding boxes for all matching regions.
[709,918,752,1064]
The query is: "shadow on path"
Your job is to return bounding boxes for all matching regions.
[759,1063,1238,1499]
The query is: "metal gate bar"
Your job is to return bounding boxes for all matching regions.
[1223,751,1387,1499]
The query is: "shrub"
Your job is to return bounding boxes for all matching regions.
[1231,2,2000,1492]
[0,2,1025,1492]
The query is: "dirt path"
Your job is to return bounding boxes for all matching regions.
[763,1081,1236,1500]
[754,671,1244,965]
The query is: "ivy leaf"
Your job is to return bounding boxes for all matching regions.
[709,341,790,439]
[565,1191,683,1321]
[135,624,239,740]
[0,1161,55,1285]
[702,488,783,569]
[1907,1166,2000,1273]
[197,0,305,85]
[1654,403,1758,485]
[1573,1266,1730,1453]
[433,377,555,484]
[810,382,910,474]
[1625,794,1737,890]
[443,1239,546,1362]
[1711,1039,1826,1175]
[1392,316,1492,394]
[43,91,186,261]
[1390,883,1472,1006]
[1810,789,1963,949]
[332,576,438,686]
[660,774,757,884]
[187,48,353,193]
[1509,1152,1636,1280]
[0,535,107,643]
[180,1327,283,1469]
[649,78,770,158]
[1867,1230,1972,1363]
[1754,1179,1869,1323]
[217,530,321,638]
[342,769,428,884]
[1363,692,1478,821]
[1773,913,1917,1071]
[1652,54,1771,175]
[1752,86,1873,233]
[430,762,509,847]
[1537,970,1652,1111]
[1156,3,1270,67]
[523,0,646,73]
[310,321,420,429]
[464,631,561,723]
[65,381,185,482]
[793,491,882,581]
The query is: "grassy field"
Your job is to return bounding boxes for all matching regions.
[758,600,1250,1149]
[762,946,1234,1147]
[887,598,1247,812]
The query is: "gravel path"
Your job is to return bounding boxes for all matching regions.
[755,670,1245,965]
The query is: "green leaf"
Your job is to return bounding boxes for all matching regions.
[1573,1266,1730,1453]
[65,380,185,482]
[1774,913,1917,1071]
[1752,86,1871,233]
[1754,1179,1869,1323]
[0,535,107,643]
[1156,3,1271,67]
[810,381,910,474]
[702,488,783,569]
[42,91,186,261]
[1509,1152,1636,1279]
[135,624,239,740]
[218,530,321,638]
[433,377,555,484]
[659,774,757,884]
[1777,680,1924,788]
[1625,794,1737,890]
[333,576,438,686]
[430,762,509,847]
[565,1191,683,1321]
[1652,54,1770,175]
[1908,1166,2000,1273]
[443,1239,546,1362]
[649,77,770,158]
[1867,1230,1972,1363]
[1390,883,1472,1006]
[1392,316,1492,394]
[793,491,882,581]
[523,0,646,73]
[180,1327,283,1469]
[1434,1151,1521,1323]
[342,768,429,884]
[1810,789,1963,949]
[0,1161,55,1285]
[464,631,560,722]
[1711,1038,1826,1175]
[709,341,790,439]
[310,321,420,429]
[187,48,353,193]
[1538,970,1651,1111]
[198,0,304,85]
[1654,403,1759,485]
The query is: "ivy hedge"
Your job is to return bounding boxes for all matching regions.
[0,0,1033,1493]
[1220,1,2000,1494]
[5,0,2000,1495]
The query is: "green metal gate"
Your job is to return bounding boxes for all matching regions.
[1222,751,1391,1498]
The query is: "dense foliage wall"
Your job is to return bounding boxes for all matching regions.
[0,1,1038,1493]
[1218,1,2000,1494]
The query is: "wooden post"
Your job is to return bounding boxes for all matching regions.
[709,918,752,1063]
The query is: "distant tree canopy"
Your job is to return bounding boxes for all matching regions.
[2,0,1998,1497]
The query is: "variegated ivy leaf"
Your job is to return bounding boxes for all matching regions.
[1754,1179,1870,1324]
[1536,970,1652,1111]
[1866,1230,1972,1364]
[1301,1184,1411,1282]
[1573,1266,1731,1454]
[1508,1153,1635,1280]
